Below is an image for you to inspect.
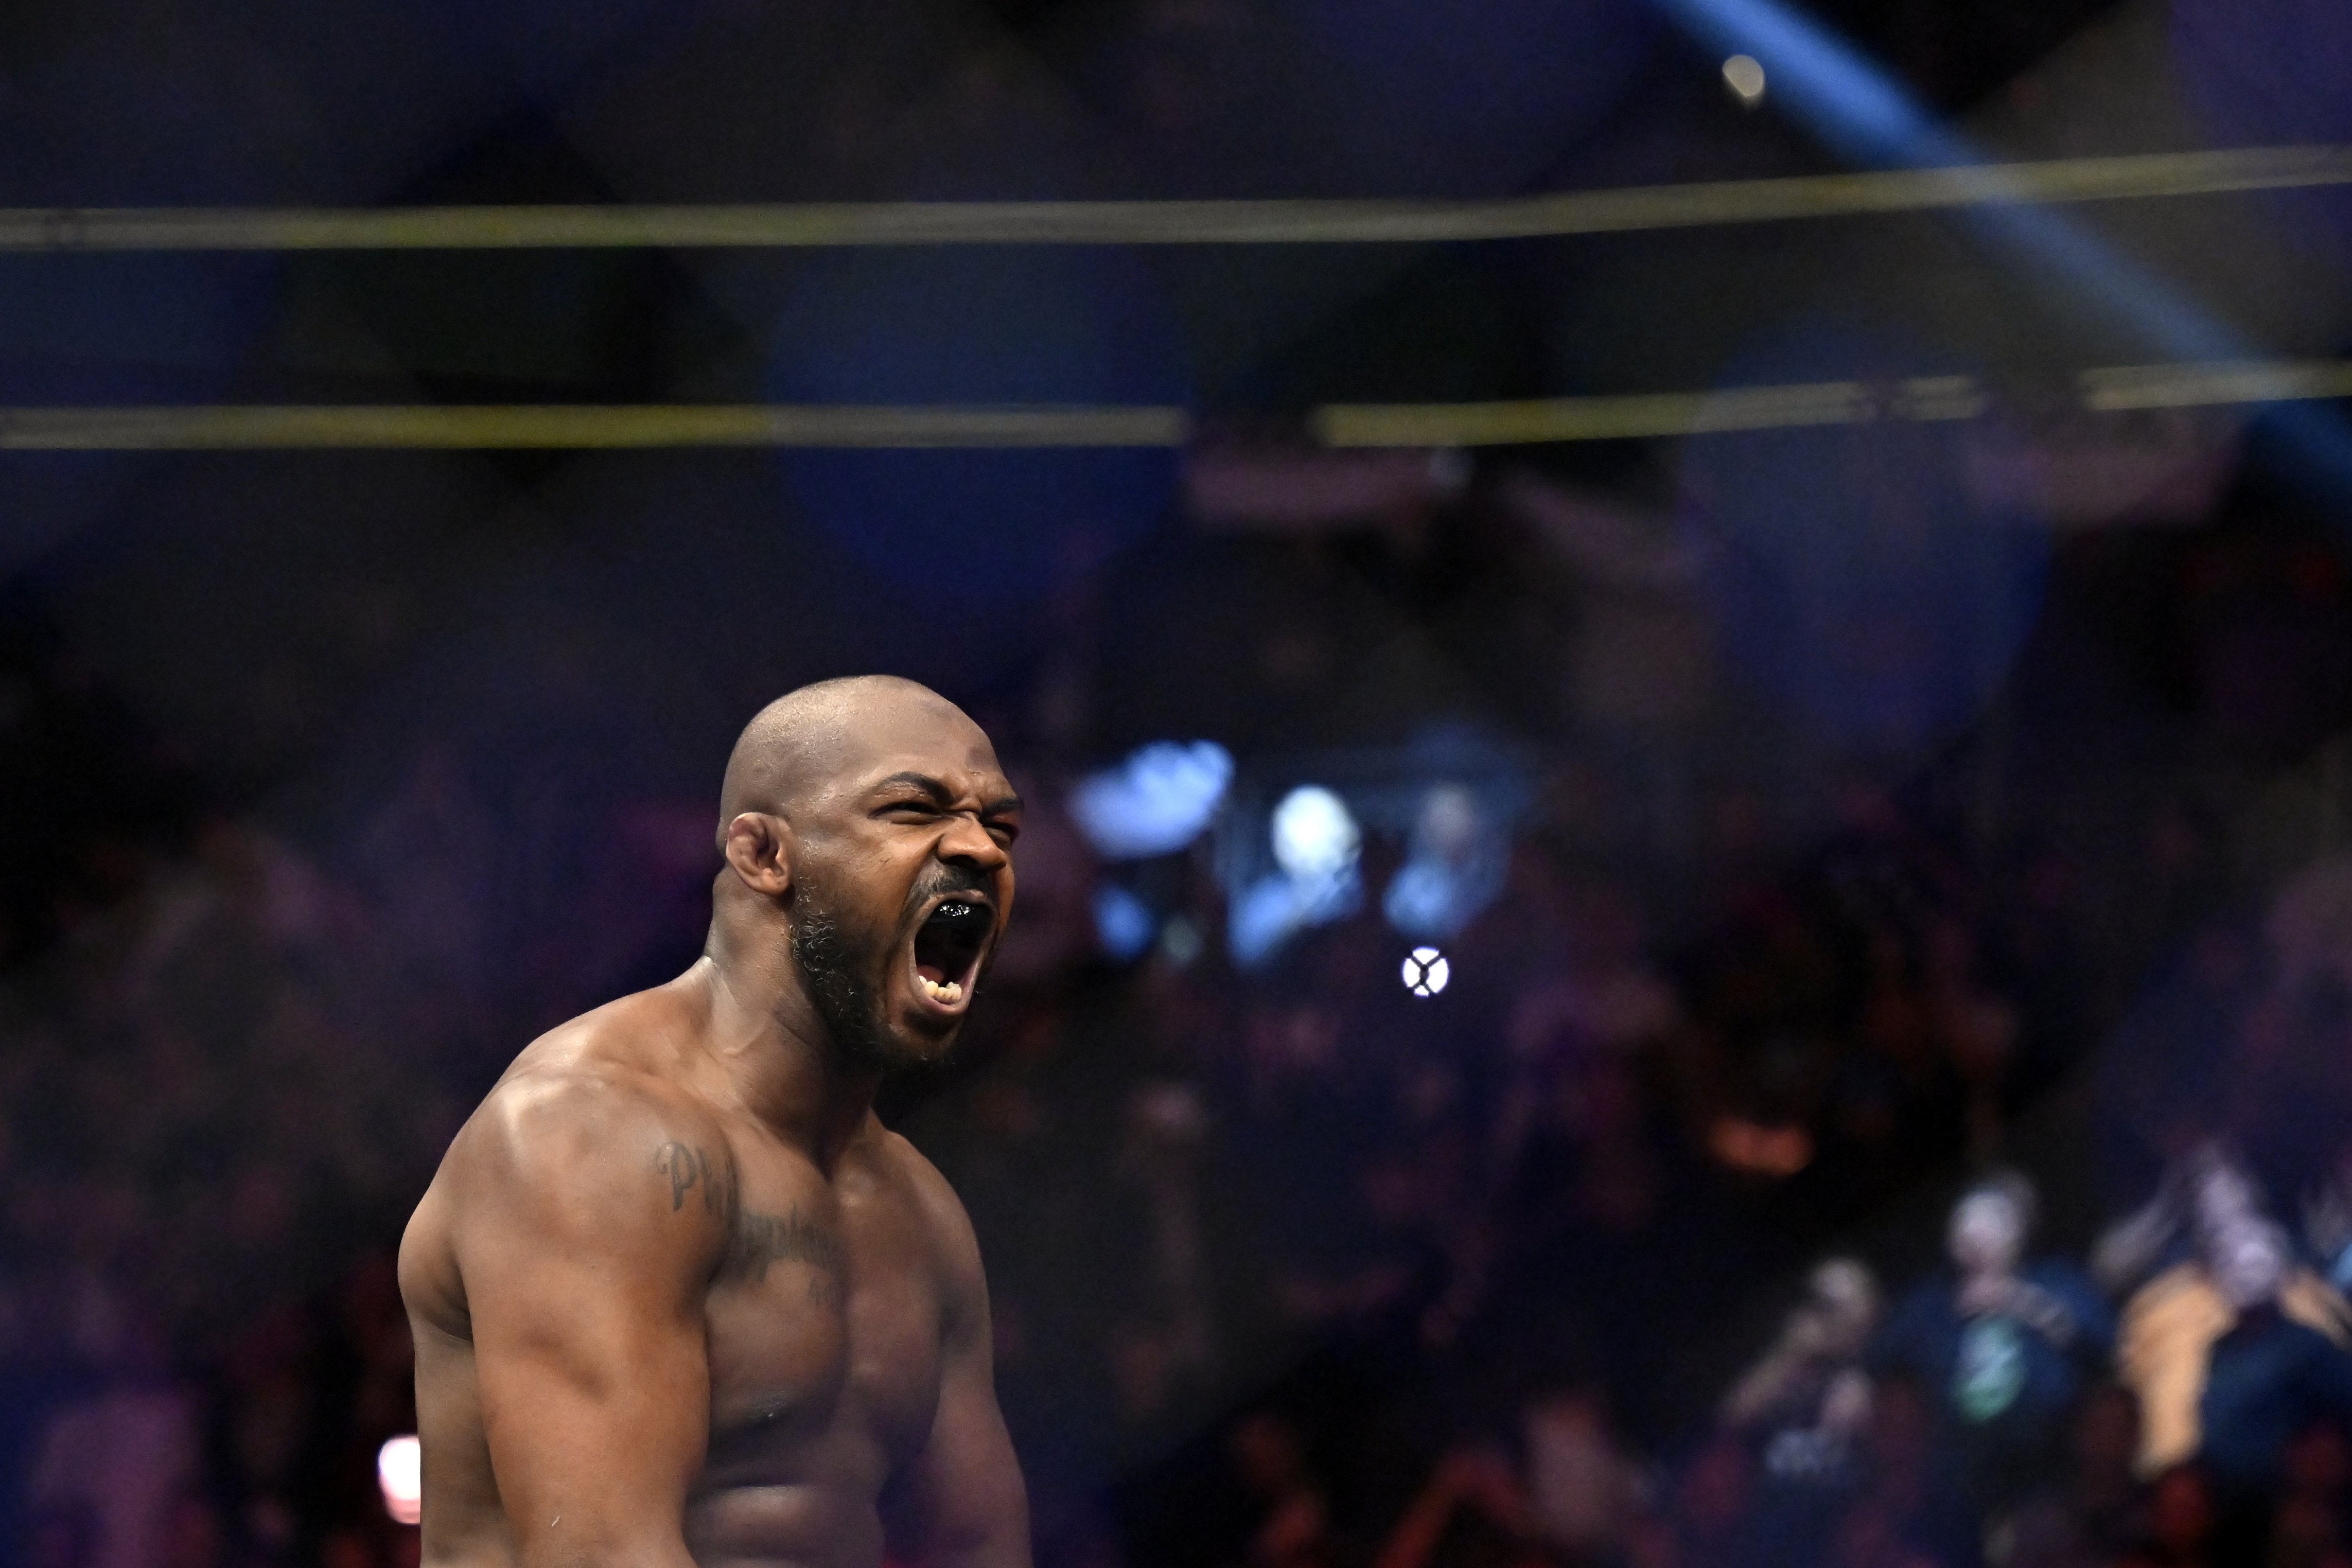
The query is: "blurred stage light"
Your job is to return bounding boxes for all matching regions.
[1271,786,1361,880]
[1401,946,1451,997]
[1093,884,1159,963]
[1231,785,1364,966]
[1722,54,1767,106]
[378,1435,422,1525]
[1382,783,1507,940]
[1070,741,1235,860]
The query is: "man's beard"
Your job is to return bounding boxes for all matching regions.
[788,862,991,1073]
[788,879,906,1073]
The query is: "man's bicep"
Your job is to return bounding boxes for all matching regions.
[451,1083,724,1566]
[465,1231,712,1548]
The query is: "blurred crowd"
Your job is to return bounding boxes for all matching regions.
[894,781,2352,1568]
[3,454,2352,1568]
[3,0,2351,1553]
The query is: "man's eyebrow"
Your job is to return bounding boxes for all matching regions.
[870,773,1022,818]
[872,771,954,804]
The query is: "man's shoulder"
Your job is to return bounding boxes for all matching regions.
[466,1000,710,1153]
[497,984,704,1087]
[403,1048,734,1323]
[467,1060,721,1179]
[409,991,731,1267]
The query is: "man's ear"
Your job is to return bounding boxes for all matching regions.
[722,812,793,896]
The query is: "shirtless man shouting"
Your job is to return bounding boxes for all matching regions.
[400,677,1030,1568]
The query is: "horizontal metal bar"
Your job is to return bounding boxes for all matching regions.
[0,360,2341,450]
[0,146,2344,251]
[0,404,1195,449]
[1314,377,1992,446]
[2081,359,2352,410]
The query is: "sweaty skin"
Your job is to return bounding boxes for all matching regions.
[399,677,1031,1568]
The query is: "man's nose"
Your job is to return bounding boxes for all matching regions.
[939,813,1010,870]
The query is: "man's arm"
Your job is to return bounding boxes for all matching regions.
[448,1070,729,1567]
[883,1151,1031,1568]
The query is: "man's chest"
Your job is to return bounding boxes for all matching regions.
[698,1148,947,1477]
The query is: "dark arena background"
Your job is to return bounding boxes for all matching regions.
[8,0,2352,1564]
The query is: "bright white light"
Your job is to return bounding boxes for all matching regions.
[1401,946,1451,997]
[1723,54,1767,106]
[1232,785,1365,966]
[378,1435,422,1526]
[1271,786,1359,880]
[1069,741,1235,860]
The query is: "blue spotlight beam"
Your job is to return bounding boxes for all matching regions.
[1647,0,2352,495]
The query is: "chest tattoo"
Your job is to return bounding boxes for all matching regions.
[733,1208,846,1280]
[734,1208,848,1308]
[654,1141,717,1213]
[651,1140,848,1306]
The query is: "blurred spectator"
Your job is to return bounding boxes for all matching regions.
[1873,1173,2113,1529]
[1722,1259,1880,1568]
[1375,1375,1647,1568]
[1374,1448,1547,1568]
[2304,1155,2352,1299]
[2117,1157,2352,1479]
[2196,1223,2352,1503]
[1521,1381,1649,1563]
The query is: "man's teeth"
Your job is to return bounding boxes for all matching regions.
[919,976,964,1005]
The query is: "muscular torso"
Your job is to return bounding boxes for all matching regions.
[400,993,971,1568]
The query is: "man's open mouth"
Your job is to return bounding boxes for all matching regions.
[910,897,992,1009]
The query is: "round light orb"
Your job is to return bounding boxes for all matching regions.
[1722,54,1767,107]
[1271,785,1361,881]
[1401,945,1451,997]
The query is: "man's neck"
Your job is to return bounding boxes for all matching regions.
[687,927,882,1171]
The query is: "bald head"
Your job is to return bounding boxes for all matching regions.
[708,676,1019,1070]
[717,676,979,846]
